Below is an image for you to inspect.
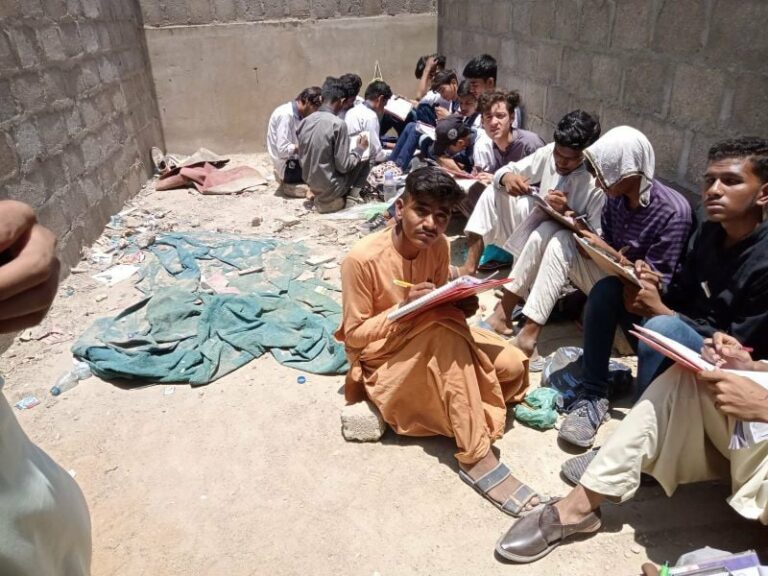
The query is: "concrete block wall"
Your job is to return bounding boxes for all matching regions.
[138,0,438,154]
[0,0,164,267]
[438,0,768,194]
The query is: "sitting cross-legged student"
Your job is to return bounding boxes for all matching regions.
[415,69,460,126]
[484,126,693,371]
[472,90,544,176]
[496,335,768,563]
[459,110,603,279]
[297,77,370,214]
[266,86,322,198]
[345,80,393,164]
[558,137,768,449]
[336,167,549,517]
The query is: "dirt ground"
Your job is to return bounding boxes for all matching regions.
[3,153,767,576]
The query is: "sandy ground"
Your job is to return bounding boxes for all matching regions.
[3,153,767,576]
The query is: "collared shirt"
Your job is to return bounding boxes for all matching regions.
[493,142,605,233]
[664,220,768,358]
[338,95,365,121]
[473,128,545,174]
[601,179,693,285]
[266,100,301,179]
[419,90,459,113]
[345,103,385,163]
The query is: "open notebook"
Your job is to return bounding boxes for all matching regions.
[630,324,768,449]
[384,96,414,121]
[387,275,511,322]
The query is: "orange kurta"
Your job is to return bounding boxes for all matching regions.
[335,228,529,464]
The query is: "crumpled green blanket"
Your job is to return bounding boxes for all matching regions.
[72,233,348,386]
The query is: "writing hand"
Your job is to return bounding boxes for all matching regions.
[545,189,568,213]
[403,282,435,304]
[500,173,531,196]
[698,370,768,423]
[701,332,755,370]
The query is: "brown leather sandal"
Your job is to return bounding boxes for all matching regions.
[495,500,602,563]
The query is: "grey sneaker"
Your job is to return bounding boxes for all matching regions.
[560,449,599,486]
[558,397,610,448]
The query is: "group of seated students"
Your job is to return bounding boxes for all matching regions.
[329,56,768,564]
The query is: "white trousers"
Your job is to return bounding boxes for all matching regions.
[581,366,768,524]
[464,185,535,248]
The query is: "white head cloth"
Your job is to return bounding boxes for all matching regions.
[584,126,656,206]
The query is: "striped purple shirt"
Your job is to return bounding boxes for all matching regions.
[601,179,693,285]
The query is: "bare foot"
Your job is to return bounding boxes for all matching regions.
[460,451,540,512]
[485,303,516,336]
[513,331,536,357]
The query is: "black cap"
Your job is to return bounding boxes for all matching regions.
[433,115,471,156]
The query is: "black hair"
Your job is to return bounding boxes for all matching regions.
[414,53,446,79]
[457,79,476,100]
[708,137,768,183]
[296,86,322,107]
[478,90,520,116]
[321,77,346,104]
[553,110,602,150]
[364,80,393,102]
[402,166,465,206]
[339,73,362,99]
[462,54,497,81]
[430,69,458,91]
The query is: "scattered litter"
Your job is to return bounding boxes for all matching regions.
[89,250,114,267]
[95,294,107,303]
[14,395,40,410]
[251,216,263,227]
[50,361,92,396]
[237,265,264,276]
[296,271,316,282]
[136,233,156,249]
[70,266,88,274]
[322,262,338,269]
[92,265,140,286]
[61,286,75,298]
[297,375,306,384]
[68,469,77,478]
[274,217,301,232]
[306,255,335,267]
[190,219,201,228]
[19,324,67,342]
[164,385,175,396]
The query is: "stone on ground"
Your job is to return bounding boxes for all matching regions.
[341,400,387,441]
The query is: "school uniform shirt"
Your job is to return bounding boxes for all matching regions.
[345,103,386,163]
[419,90,459,114]
[472,128,545,173]
[266,101,301,179]
[663,220,768,358]
[338,95,365,121]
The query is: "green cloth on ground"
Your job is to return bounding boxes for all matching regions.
[72,232,348,386]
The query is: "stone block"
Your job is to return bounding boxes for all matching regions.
[12,122,43,169]
[0,0,21,18]
[62,143,86,182]
[708,0,768,73]
[590,53,622,102]
[669,64,726,129]
[9,26,40,69]
[731,74,768,136]
[139,0,165,25]
[599,103,644,132]
[98,58,119,83]
[490,0,512,35]
[685,131,718,188]
[75,61,101,92]
[11,74,46,113]
[560,47,592,93]
[210,0,235,21]
[654,0,706,54]
[38,113,68,154]
[611,0,650,50]
[285,0,311,18]
[311,0,338,18]
[66,0,83,17]
[0,133,19,181]
[21,0,43,18]
[622,57,671,116]
[187,0,215,24]
[0,81,19,123]
[341,400,387,442]
[545,85,572,125]
[529,0,555,38]
[234,0,265,21]
[78,23,101,54]
[361,0,382,16]
[511,0,532,35]
[43,0,69,20]
[553,0,580,42]
[4,172,46,207]
[0,30,16,74]
[37,188,73,236]
[81,0,101,18]
[37,26,66,62]
[80,133,102,169]
[640,117,685,180]
[578,0,613,47]
[410,0,434,13]
[58,23,83,58]
[532,43,561,84]
[521,79,546,120]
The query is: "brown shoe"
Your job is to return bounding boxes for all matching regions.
[495,500,601,563]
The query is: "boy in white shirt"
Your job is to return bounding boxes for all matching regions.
[345,80,394,164]
[266,86,322,198]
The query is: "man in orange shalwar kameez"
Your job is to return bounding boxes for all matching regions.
[336,167,548,516]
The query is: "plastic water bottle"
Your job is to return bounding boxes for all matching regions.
[50,361,92,396]
[383,171,397,202]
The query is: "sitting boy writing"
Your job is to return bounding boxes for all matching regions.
[335,167,546,516]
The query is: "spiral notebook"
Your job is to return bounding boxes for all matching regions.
[387,275,511,322]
